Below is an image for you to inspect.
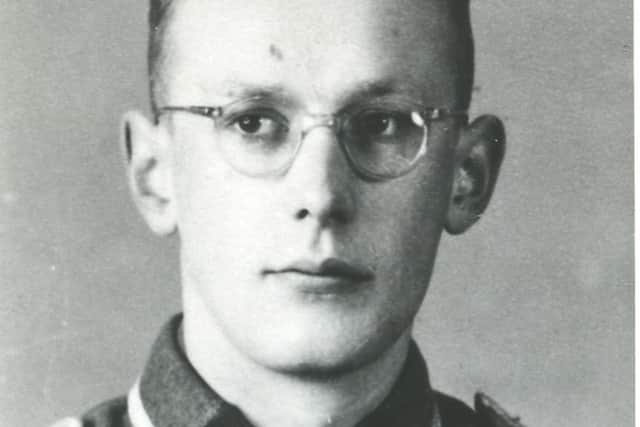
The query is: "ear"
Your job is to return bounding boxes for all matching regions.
[445,115,505,235]
[121,110,177,236]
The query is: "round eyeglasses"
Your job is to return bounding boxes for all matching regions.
[157,96,467,181]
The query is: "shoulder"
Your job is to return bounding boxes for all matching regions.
[434,390,526,427]
[433,390,477,427]
[50,396,131,427]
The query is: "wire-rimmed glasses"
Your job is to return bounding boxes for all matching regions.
[157,96,467,180]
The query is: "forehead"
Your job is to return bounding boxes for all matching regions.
[163,0,459,105]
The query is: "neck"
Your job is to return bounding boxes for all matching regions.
[182,286,411,427]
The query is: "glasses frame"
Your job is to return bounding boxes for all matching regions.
[157,96,468,180]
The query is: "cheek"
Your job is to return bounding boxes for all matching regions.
[172,134,279,277]
[366,169,449,250]
[362,167,451,307]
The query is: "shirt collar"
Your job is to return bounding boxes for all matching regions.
[137,314,436,427]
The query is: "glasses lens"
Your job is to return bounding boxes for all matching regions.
[216,105,296,176]
[342,107,426,178]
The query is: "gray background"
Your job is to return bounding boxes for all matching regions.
[0,1,633,426]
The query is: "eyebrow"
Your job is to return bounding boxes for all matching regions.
[214,78,416,108]
[218,80,289,100]
[336,78,403,106]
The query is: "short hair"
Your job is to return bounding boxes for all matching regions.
[147,0,474,113]
[148,0,175,115]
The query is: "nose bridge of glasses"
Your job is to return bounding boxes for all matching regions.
[299,113,340,140]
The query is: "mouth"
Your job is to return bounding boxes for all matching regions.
[263,258,374,295]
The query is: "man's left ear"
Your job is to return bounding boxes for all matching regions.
[445,115,505,235]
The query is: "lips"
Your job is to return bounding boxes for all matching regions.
[264,257,374,293]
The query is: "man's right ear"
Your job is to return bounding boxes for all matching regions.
[121,111,177,236]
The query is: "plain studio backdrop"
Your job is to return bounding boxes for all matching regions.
[0,1,632,426]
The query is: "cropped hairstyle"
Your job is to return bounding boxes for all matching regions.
[147,0,474,114]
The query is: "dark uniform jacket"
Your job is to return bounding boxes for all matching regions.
[53,315,523,427]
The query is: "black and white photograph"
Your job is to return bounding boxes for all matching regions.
[0,1,633,426]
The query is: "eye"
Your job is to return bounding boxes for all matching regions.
[234,114,281,135]
[352,110,412,139]
[361,113,396,136]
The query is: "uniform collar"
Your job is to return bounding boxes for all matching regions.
[136,314,436,427]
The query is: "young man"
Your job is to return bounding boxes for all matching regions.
[54,0,520,425]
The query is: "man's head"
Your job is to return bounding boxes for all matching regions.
[122,0,504,375]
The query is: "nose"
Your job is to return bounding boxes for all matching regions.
[284,126,356,226]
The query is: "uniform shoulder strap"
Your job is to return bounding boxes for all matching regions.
[433,391,477,427]
[80,395,131,427]
[49,396,131,427]
[433,391,526,427]
[474,392,526,427]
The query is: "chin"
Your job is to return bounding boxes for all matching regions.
[263,345,379,379]
[245,316,409,379]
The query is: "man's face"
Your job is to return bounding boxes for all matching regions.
[161,0,463,372]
